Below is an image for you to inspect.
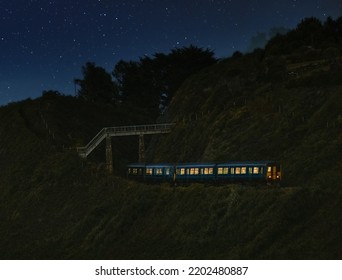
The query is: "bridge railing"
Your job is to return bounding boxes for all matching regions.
[104,123,175,135]
[76,127,107,157]
[77,123,175,158]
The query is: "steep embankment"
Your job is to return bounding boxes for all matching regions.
[150,53,342,187]
[1,162,342,259]
[0,50,341,259]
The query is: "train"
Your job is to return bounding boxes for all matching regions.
[127,161,282,185]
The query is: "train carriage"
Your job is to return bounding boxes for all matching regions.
[216,161,281,184]
[127,163,174,182]
[216,162,263,182]
[145,163,174,182]
[127,161,281,186]
[127,163,146,180]
[175,163,216,183]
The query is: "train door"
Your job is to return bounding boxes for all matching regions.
[167,166,175,183]
[275,164,281,181]
[272,166,277,180]
[267,163,281,183]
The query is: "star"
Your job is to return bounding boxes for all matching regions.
[0,0,341,105]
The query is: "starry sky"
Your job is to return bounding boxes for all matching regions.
[1,0,341,105]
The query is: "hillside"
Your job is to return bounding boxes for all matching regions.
[149,51,342,187]
[0,60,341,260]
[1,18,342,259]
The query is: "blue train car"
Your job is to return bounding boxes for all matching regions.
[145,163,174,182]
[127,163,174,182]
[127,161,281,185]
[127,163,146,180]
[216,161,266,182]
[216,161,281,184]
[174,163,216,183]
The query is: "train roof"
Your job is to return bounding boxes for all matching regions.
[216,161,278,166]
[127,161,280,168]
[127,163,173,168]
[175,162,217,167]
[145,163,173,168]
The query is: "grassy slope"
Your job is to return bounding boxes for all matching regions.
[1,169,342,259]
[0,52,342,259]
[150,54,342,187]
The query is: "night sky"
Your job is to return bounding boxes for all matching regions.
[1,0,341,106]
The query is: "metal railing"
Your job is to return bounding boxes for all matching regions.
[77,123,175,158]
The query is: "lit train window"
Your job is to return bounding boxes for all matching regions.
[267,166,272,172]
[133,168,138,175]
[146,168,153,175]
[180,168,185,175]
[204,168,213,175]
[223,167,229,174]
[241,167,246,174]
[236,167,241,174]
[189,168,199,175]
[231,168,235,174]
[156,168,163,175]
[218,168,223,175]
[193,168,199,175]
[165,168,170,175]
[138,168,142,175]
[128,168,131,174]
[253,167,259,174]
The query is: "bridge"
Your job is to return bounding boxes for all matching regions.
[77,123,175,173]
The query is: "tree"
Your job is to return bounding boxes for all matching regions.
[75,62,118,104]
[112,45,217,117]
[113,59,162,118]
[265,17,324,55]
[295,17,323,47]
[164,46,216,99]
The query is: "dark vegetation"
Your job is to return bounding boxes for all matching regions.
[74,45,217,118]
[0,17,341,259]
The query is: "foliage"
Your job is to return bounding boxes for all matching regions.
[265,16,342,55]
[112,45,217,118]
[75,62,119,104]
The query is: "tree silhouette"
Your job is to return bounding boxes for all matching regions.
[113,59,161,118]
[295,17,323,47]
[75,62,118,104]
[112,45,217,117]
[160,45,217,107]
[265,16,342,56]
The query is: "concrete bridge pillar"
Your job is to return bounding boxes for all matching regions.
[139,134,145,163]
[106,135,113,174]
